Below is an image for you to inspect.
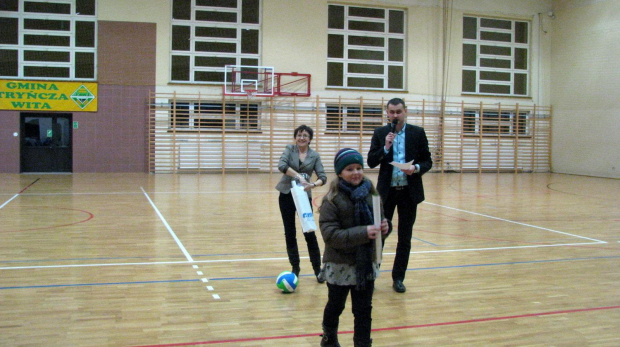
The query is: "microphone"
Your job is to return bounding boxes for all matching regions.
[390,119,398,133]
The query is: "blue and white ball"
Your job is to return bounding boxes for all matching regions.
[276,271,298,293]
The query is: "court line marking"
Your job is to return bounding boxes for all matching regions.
[0,194,19,209]
[3,190,610,246]
[128,305,620,346]
[2,255,618,289]
[7,192,602,244]
[0,245,613,271]
[0,178,40,209]
[0,279,198,290]
[1,193,608,270]
[141,187,194,262]
[140,188,221,298]
[423,201,606,243]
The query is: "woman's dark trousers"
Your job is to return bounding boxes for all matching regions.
[279,192,322,275]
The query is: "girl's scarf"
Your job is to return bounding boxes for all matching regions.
[338,178,375,289]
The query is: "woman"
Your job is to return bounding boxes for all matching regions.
[275,124,327,282]
[318,148,389,347]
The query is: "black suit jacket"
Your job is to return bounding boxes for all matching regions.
[367,123,432,205]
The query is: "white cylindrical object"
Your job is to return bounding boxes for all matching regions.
[372,194,382,264]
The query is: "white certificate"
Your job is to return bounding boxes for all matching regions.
[390,160,415,170]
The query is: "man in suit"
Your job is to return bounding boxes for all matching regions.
[367,98,432,293]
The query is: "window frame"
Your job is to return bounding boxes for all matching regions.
[170,100,261,132]
[462,15,530,97]
[325,104,384,134]
[327,4,406,91]
[170,0,261,84]
[0,0,97,80]
[463,109,530,137]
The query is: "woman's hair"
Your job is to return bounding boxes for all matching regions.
[294,124,313,141]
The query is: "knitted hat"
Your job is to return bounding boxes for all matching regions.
[334,148,364,175]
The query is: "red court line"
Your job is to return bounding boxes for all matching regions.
[131,305,620,347]
[373,305,620,331]
[19,178,40,194]
[1,207,94,233]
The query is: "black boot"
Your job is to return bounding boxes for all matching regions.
[320,324,340,347]
[287,247,300,277]
[305,232,324,283]
[353,337,372,347]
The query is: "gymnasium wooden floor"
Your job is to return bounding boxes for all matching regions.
[0,172,618,347]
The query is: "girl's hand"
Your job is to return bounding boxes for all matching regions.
[380,219,389,234]
[367,225,381,239]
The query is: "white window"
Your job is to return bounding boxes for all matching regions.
[170,0,260,83]
[170,101,260,131]
[464,110,529,136]
[327,4,405,90]
[326,104,383,134]
[462,16,529,96]
[0,0,97,80]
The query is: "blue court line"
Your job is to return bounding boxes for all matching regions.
[206,255,620,281]
[1,255,618,290]
[0,256,164,264]
[0,279,198,290]
[413,236,439,246]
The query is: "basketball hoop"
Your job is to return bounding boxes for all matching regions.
[223,65,276,97]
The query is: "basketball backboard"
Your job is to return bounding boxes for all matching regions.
[276,72,311,97]
[223,65,275,97]
[223,65,311,97]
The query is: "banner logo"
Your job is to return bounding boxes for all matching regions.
[71,85,96,109]
[0,80,98,112]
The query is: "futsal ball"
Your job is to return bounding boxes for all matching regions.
[276,271,298,293]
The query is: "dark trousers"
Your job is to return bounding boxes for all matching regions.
[323,281,374,343]
[278,192,321,272]
[383,186,418,281]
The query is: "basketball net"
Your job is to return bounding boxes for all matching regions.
[245,89,256,98]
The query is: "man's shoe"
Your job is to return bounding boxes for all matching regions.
[393,280,406,293]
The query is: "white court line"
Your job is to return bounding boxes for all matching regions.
[15,190,276,196]
[409,242,606,254]
[423,202,606,243]
[0,198,608,271]
[0,194,19,210]
[141,187,194,262]
[0,242,607,271]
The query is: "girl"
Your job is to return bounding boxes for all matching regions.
[318,148,389,347]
